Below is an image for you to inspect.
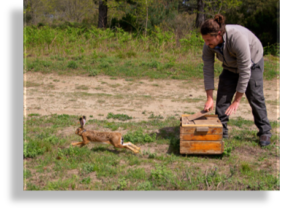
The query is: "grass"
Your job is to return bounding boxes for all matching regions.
[24,26,279,80]
[24,25,279,191]
[106,112,132,121]
[24,114,280,190]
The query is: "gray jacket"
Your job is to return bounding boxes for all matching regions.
[202,24,264,93]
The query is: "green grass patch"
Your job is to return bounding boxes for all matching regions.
[123,128,157,144]
[24,114,279,190]
[106,112,132,121]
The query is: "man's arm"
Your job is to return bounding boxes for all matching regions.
[202,44,215,91]
[204,89,214,111]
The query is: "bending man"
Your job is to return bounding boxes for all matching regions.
[200,14,271,146]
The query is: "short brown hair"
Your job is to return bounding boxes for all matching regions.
[200,14,226,36]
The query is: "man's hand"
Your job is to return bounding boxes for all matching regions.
[225,101,239,116]
[204,89,214,111]
[204,99,214,112]
[225,92,243,116]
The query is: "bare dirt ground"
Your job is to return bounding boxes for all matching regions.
[24,72,280,123]
[24,72,280,188]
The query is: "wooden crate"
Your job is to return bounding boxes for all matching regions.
[180,114,224,155]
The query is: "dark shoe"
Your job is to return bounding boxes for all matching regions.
[223,134,228,139]
[259,135,271,146]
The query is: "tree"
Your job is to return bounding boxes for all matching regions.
[195,0,204,27]
[203,0,242,17]
[194,0,242,28]
[98,0,108,28]
[225,0,279,46]
[24,0,97,25]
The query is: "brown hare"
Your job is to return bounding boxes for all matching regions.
[71,116,140,153]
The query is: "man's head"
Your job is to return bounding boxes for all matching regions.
[201,14,225,48]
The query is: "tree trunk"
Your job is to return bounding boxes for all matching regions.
[196,0,204,28]
[98,0,107,28]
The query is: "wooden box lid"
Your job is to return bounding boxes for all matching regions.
[181,114,222,128]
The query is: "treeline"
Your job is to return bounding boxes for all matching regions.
[24,0,279,53]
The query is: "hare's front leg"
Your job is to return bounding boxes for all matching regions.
[71,136,89,147]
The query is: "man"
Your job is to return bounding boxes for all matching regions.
[200,14,271,146]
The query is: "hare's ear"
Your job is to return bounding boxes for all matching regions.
[82,116,86,126]
[79,117,83,127]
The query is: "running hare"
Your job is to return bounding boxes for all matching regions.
[71,116,140,153]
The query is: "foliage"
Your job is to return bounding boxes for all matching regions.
[24,140,47,158]
[264,43,280,57]
[123,128,157,144]
[203,0,243,17]
[82,162,95,174]
[24,114,280,190]
[67,61,78,69]
[88,69,100,76]
[24,0,279,52]
[107,112,132,121]
[137,181,152,190]
[149,164,175,186]
[225,0,279,47]
[24,134,66,158]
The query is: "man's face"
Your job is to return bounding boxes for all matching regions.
[202,33,222,48]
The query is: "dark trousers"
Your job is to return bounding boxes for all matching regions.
[215,58,272,138]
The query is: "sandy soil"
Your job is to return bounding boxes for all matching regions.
[24,72,279,123]
[23,72,280,189]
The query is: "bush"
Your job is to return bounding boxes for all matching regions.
[137,181,152,190]
[107,113,132,121]
[82,163,96,174]
[123,128,156,144]
[88,69,99,76]
[24,140,46,158]
[149,165,175,186]
[67,61,78,69]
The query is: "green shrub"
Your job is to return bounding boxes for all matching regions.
[67,60,78,69]
[240,162,252,174]
[150,165,175,186]
[107,112,132,121]
[222,146,232,157]
[81,177,91,184]
[123,128,156,144]
[24,140,46,158]
[24,169,32,179]
[82,163,96,174]
[137,181,152,190]
[88,69,100,76]
[26,183,40,190]
[28,113,40,117]
[148,113,164,120]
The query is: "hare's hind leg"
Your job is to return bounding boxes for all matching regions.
[122,142,140,153]
[111,141,138,153]
[123,142,140,152]
[71,141,86,147]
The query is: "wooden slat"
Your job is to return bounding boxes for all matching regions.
[180,127,223,135]
[181,114,218,118]
[180,134,222,141]
[196,126,209,132]
[182,123,222,127]
[194,120,221,125]
[181,117,193,126]
[180,141,224,154]
[186,110,210,121]
[205,115,218,118]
